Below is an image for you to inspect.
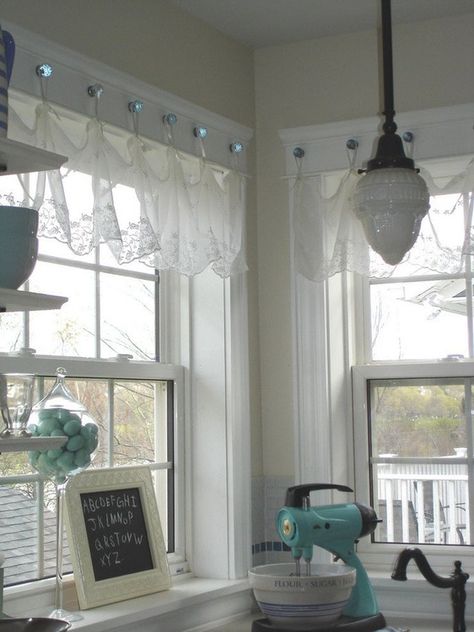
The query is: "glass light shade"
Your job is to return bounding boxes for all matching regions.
[353,167,430,265]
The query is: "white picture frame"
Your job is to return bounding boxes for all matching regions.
[64,465,170,609]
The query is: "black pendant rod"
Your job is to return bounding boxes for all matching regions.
[381,0,395,131]
[365,0,414,172]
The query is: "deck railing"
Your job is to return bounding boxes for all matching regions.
[373,458,469,545]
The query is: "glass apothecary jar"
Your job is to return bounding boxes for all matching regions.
[27,367,99,483]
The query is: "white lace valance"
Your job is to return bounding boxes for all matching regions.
[292,155,474,282]
[1,96,247,278]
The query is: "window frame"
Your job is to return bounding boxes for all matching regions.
[0,353,187,582]
[26,248,161,362]
[352,361,474,571]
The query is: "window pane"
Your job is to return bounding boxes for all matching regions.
[28,261,96,356]
[0,312,23,353]
[153,469,171,552]
[0,451,30,476]
[369,378,470,546]
[99,243,151,273]
[0,480,72,585]
[0,481,41,584]
[39,236,95,263]
[100,273,156,360]
[113,380,168,467]
[371,281,469,361]
[369,379,466,458]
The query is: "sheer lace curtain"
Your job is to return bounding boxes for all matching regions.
[292,153,474,282]
[2,94,247,278]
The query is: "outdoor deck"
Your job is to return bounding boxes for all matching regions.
[374,454,470,545]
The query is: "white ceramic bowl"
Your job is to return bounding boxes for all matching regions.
[248,562,356,630]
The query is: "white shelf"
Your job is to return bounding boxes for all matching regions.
[0,435,67,453]
[0,137,67,175]
[0,288,68,312]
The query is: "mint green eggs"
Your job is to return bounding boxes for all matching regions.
[28,406,98,483]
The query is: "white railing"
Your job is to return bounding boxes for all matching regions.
[374,459,469,545]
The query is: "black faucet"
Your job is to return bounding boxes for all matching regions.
[392,547,469,632]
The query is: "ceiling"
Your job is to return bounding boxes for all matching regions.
[169,0,474,49]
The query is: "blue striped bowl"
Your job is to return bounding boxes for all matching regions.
[249,563,356,630]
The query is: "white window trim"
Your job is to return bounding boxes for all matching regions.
[0,354,187,570]
[353,361,474,572]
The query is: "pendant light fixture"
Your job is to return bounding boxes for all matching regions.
[353,0,430,265]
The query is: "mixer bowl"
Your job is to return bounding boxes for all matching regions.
[249,563,356,630]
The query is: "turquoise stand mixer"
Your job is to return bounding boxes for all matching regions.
[252,483,404,632]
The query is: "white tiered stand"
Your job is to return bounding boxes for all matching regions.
[0,136,68,454]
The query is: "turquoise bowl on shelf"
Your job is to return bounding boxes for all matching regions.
[0,206,38,289]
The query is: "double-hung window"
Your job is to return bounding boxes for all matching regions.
[353,155,474,571]
[0,173,185,587]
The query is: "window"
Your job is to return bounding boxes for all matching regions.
[0,33,251,622]
[0,172,185,586]
[353,156,474,569]
[285,106,474,583]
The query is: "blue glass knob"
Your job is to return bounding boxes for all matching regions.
[87,83,104,98]
[128,100,144,113]
[163,113,177,126]
[193,126,208,139]
[36,63,53,78]
[230,141,244,154]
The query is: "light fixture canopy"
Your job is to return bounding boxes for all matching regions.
[353,0,429,265]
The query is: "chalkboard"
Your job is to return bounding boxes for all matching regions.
[80,487,154,581]
[64,466,170,609]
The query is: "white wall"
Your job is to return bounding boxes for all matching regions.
[254,13,474,478]
[0,0,255,127]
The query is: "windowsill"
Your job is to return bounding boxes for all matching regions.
[369,571,473,626]
[5,570,472,630]
[4,574,255,632]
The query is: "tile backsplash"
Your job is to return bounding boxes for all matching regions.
[251,475,293,566]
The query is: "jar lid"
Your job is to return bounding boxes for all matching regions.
[32,367,87,412]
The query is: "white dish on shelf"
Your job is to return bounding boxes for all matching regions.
[0,288,67,312]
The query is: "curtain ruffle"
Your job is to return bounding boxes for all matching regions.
[2,96,247,278]
[293,156,474,282]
